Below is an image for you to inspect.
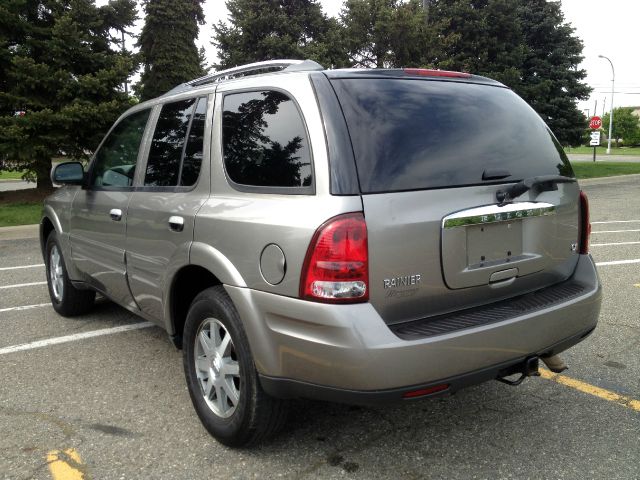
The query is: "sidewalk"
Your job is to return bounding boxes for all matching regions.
[0,180,35,192]
[577,173,640,185]
[568,153,640,163]
[2,174,637,241]
[0,224,39,241]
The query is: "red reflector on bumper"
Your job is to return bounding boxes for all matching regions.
[402,384,450,398]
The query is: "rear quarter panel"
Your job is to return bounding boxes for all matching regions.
[195,73,363,297]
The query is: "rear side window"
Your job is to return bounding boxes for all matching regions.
[144,97,207,187]
[91,109,150,187]
[331,79,573,194]
[222,90,312,190]
[181,97,207,186]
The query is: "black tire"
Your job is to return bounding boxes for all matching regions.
[45,231,95,316]
[183,286,287,447]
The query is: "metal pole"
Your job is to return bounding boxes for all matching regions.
[599,55,615,154]
[422,0,430,23]
[122,29,128,95]
[602,96,606,117]
[593,99,597,162]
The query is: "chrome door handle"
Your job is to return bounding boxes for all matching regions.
[168,216,184,232]
[110,208,122,221]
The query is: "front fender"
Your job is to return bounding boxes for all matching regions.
[41,204,84,281]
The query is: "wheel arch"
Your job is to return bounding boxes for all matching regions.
[40,206,63,256]
[165,243,247,348]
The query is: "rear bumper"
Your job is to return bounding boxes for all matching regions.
[258,326,595,405]
[225,254,601,399]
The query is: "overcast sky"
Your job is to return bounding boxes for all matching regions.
[116,0,639,113]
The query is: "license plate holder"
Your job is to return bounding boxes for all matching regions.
[466,221,523,267]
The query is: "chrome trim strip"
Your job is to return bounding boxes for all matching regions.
[442,202,556,229]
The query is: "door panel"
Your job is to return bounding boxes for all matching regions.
[70,190,136,308]
[69,107,152,309]
[126,193,207,320]
[125,95,211,322]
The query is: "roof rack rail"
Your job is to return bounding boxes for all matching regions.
[164,59,324,96]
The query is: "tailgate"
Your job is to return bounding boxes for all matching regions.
[363,183,579,324]
[329,74,581,324]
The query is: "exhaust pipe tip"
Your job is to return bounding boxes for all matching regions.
[541,354,568,373]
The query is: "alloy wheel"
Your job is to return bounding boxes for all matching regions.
[194,318,241,418]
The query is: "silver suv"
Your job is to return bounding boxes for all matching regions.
[42,60,601,446]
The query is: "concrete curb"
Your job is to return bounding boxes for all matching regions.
[578,173,640,185]
[0,175,635,238]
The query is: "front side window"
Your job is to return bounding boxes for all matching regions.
[91,109,150,187]
[222,90,312,189]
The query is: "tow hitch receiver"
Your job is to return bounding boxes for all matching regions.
[496,357,541,386]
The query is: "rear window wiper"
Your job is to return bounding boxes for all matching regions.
[496,175,576,206]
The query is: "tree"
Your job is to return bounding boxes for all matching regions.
[0,0,137,189]
[425,0,590,146]
[137,0,205,100]
[213,0,348,69]
[340,0,430,68]
[427,0,525,86]
[515,0,591,146]
[602,108,640,147]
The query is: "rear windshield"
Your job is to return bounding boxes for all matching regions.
[331,79,573,194]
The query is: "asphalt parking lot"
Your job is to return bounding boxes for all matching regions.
[1,175,639,480]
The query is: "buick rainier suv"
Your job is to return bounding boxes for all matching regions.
[42,60,601,446]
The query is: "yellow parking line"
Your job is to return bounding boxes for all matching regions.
[46,449,85,480]
[634,283,640,288]
[539,369,640,412]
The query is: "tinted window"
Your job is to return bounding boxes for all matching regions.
[91,109,150,187]
[331,79,573,193]
[222,90,312,188]
[181,97,207,186]
[145,98,196,187]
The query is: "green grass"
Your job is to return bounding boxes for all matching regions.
[0,202,42,227]
[0,161,637,228]
[571,161,640,179]
[0,170,26,180]
[564,146,640,155]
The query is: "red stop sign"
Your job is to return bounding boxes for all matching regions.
[589,116,602,129]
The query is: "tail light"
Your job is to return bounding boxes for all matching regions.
[300,213,369,303]
[578,190,591,254]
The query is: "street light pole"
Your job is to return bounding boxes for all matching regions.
[598,55,615,154]
[122,29,128,95]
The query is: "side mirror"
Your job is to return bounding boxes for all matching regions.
[52,162,85,185]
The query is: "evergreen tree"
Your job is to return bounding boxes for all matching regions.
[198,46,210,74]
[516,0,591,146]
[0,0,137,189]
[213,0,348,69]
[427,0,525,86]
[426,0,590,145]
[137,0,205,100]
[340,0,430,68]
